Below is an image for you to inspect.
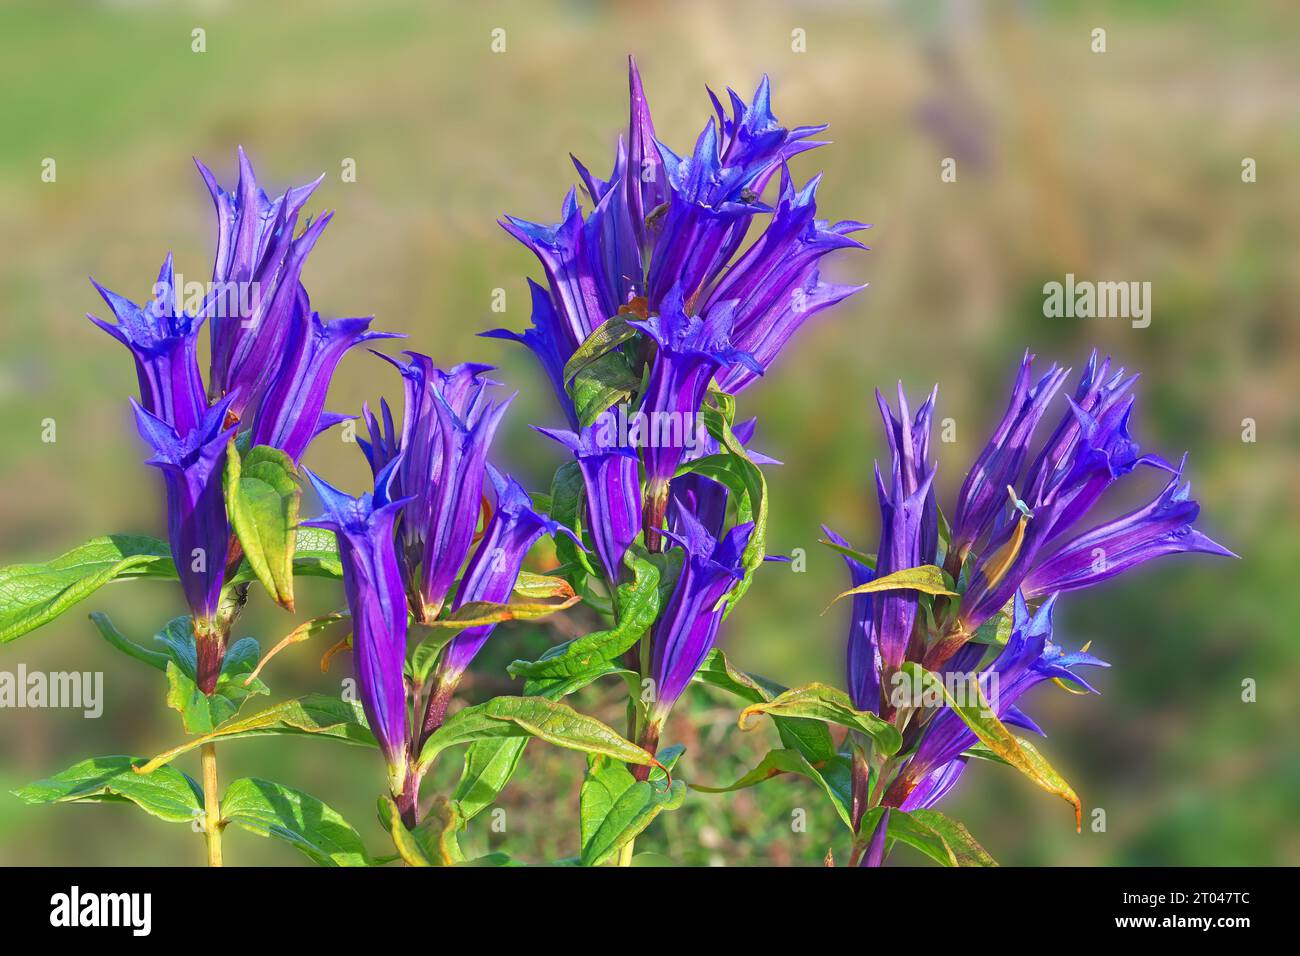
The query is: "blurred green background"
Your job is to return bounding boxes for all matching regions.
[1,0,1296,866]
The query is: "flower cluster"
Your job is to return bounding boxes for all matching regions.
[492,58,867,754]
[827,352,1234,863]
[90,150,395,691]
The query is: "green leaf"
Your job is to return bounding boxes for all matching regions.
[286,527,343,579]
[692,649,836,765]
[859,807,956,866]
[0,535,174,644]
[907,809,997,866]
[696,405,768,611]
[418,696,659,775]
[817,537,877,569]
[579,751,685,866]
[508,552,660,680]
[225,443,301,611]
[823,565,957,612]
[899,662,1082,829]
[453,738,528,823]
[424,595,580,630]
[137,694,376,774]
[738,682,902,756]
[691,748,854,830]
[381,796,467,867]
[163,655,268,734]
[12,755,202,824]
[563,315,637,385]
[571,350,640,430]
[222,777,371,866]
[512,572,578,601]
[89,611,169,671]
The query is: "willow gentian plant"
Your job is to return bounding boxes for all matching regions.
[492,58,868,864]
[722,354,1234,866]
[0,60,1234,869]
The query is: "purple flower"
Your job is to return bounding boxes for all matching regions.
[645,74,827,310]
[489,59,865,427]
[956,354,1193,639]
[860,808,891,868]
[302,462,412,794]
[1022,457,1236,598]
[535,414,641,583]
[670,473,730,542]
[89,254,208,437]
[628,283,762,505]
[870,386,938,671]
[248,295,399,463]
[437,471,582,680]
[647,502,753,728]
[949,352,1068,561]
[823,527,881,714]
[131,393,239,693]
[886,594,1108,812]
[196,147,331,419]
[482,280,577,426]
[370,353,510,622]
[708,169,869,392]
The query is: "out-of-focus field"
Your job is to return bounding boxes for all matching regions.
[1,0,1297,865]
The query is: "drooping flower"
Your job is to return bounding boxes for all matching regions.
[301,461,412,795]
[90,254,208,437]
[646,502,753,732]
[535,413,641,584]
[248,295,400,463]
[885,594,1107,811]
[131,393,239,693]
[1022,457,1237,598]
[196,147,331,419]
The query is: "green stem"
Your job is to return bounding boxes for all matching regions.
[616,841,636,867]
[201,742,223,867]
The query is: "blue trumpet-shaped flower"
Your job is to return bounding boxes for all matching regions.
[536,414,641,584]
[362,353,509,622]
[302,462,412,795]
[248,296,400,463]
[870,386,938,672]
[647,503,753,730]
[90,254,208,437]
[628,284,762,508]
[196,147,331,418]
[438,471,583,681]
[954,353,1223,642]
[1022,457,1237,598]
[131,393,239,693]
[488,58,866,431]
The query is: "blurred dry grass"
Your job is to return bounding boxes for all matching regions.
[0,0,1297,865]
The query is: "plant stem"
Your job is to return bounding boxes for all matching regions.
[616,841,636,867]
[201,742,223,867]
